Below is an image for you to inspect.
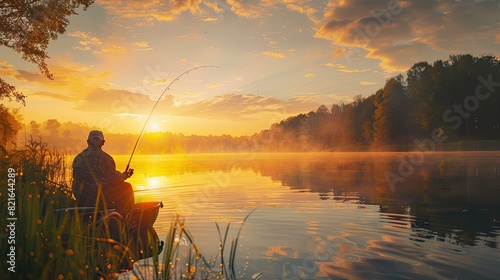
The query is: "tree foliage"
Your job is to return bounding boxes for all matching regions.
[0,104,21,149]
[0,0,94,103]
[373,75,408,145]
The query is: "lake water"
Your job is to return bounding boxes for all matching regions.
[114,152,500,279]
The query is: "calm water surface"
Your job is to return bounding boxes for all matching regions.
[115,152,500,279]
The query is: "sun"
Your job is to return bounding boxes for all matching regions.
[150,123,160,132]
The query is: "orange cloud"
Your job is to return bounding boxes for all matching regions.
[101,44,127,54]
[67,31,138,54]
[226,0,268,18]
[31,91,77,102]
[205,82,224,88]
[133,41,153,51]
[96,0,173,25]
[96,0,234,25]
[360,81,377,86]
[68,31,103,52]
[143,78,170,86]
[315,0,500,72]
[262,51,285,58]
[0,61,18,78]
[171,0,203,15]
[283,1,319,24]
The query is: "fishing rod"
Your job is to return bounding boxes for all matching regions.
[124,65,220,173]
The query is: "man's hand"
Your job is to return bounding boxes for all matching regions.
[118,168,134,181]
[126,168,134,178]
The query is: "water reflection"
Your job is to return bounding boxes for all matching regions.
[242,152,500,249]
[126,152,500,250]
[115,153,500,279]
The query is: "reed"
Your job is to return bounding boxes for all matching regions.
[162,210,253,280]
[0,138,99,279]
[126,211,255,280]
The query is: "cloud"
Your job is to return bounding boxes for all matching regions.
[95,0,236,25]
[283,1,319,23]
[68,31,103,52]
[320,63,369,73]
[96,0,174,25]
[100,44,127,53]
[31,91,77,102]
[366,42,435,72]
[262,51,285,58]
[171,0,203,15]
[315,0,500,72]
[305,73,316,77]
[97,0,321,24]
[288,93,351,107]
[6,61,157,116]
[206,82,224,88]
[133,41,154,51]
[360,81,378,86]
[226,0,269,18]
[67,31,137,54]
[143,78,171,86]
[338,65,368,73]
[166,93,338,121]
[0,61,51,84]
[23,75,163,117]
[74,88,163,114]
[321,62,336,67]
[174,94,277,119]
[268,40,279,47]
[0,61,19,78]
[15,70,47,83]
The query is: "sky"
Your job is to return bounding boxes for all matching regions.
[1,0,500,136]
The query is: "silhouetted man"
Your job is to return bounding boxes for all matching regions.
[72,130,134,211]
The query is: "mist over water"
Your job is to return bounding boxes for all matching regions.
[116,152,500,279]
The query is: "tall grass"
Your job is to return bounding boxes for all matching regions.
[215,210,255,280]
[0,138,98,279]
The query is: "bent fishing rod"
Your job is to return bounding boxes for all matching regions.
[124,65,220,173]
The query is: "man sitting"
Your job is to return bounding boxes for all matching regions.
[72,130,134,211]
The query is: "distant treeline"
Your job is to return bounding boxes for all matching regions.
[9,54,500,154]
[259,54,500,151]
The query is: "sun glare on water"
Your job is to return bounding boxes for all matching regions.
[148,177,160,188]
[133,175,169,202]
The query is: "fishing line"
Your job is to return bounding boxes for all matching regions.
[218,63,261,96]
[125,65,220,172]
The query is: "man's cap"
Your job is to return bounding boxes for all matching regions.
[88,130,104,140]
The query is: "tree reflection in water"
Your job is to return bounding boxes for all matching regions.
[241,152,500,248]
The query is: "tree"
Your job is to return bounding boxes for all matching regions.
[45,119,61,137]
[30,120,41,138]
[406,61,438,135]
[0,104,21,148]
[0,0,94,103]
[316,104,329,115]
[358,95,376,144]
[373,75,408,145]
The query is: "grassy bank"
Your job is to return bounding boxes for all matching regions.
[1,140,94,279]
